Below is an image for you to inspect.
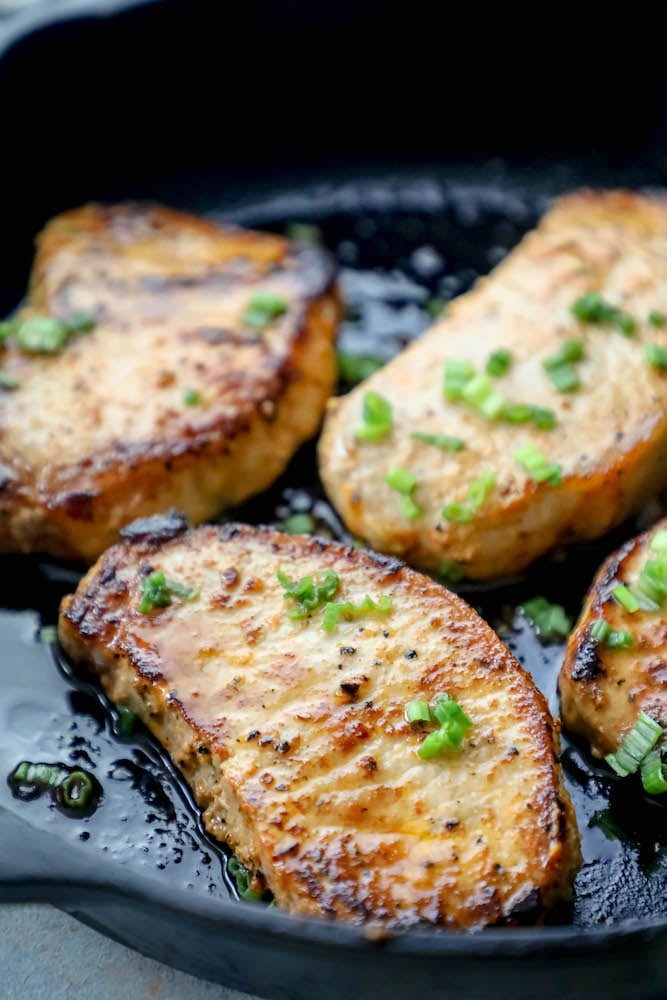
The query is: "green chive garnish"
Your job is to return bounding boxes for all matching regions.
[442,469,495,524]
[612,584,640,614]
[15,316,70,354]
[322,594,392,631]
[138,571,198,613]
[336,352,384,385]
[649,310,666,328]
[66,310,96,333]
[183,387,201,405]
[571,292,636,336]
[443,359,475,401]
[38,625,58,644]
[605,712,662,777]
[278,569,340,620]
[285,221,322,245]
[242,292,288,330]
[385,467,421,519]
[59,770,94,809]
[0,371,19,389]
[411,431,465,451]
[282,513,315,535]
[437,560,464,584]
[0,319,16,343]
[521,596,572,642]
[442,502,475,523]
[543,339,585,368]
[645,343,667,371]
[356,391,393,442]
[640,748,667,794]
[405,700,433,724]
[486,348,512,377]
[589,619,633,649]
[461,373,507,420]
[411,693,473,759]
[116,704,138,737]
[651,530,667,553]
[515,444,562,485]
[547,363,580,393]
[228,855,264,902]
[426,298,446,317]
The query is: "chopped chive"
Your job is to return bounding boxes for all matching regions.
[504,403,532,423]
[0,371,19,389]
[466,469,495,510]
[437,560,464,584]
[38,625,58,644]
[336,352,384,384]
[183,387,201,405]
[649,310,666,328]
[415,693,473,759]
[640,748,667,794]
[15,316,70,354]
[486,348,512,377]
[410,430,465,452]
[58,770,94,809]
[405,700,433,724]
[139,571,198,613]
[426,298,446,317]
[612,584,640,614]
[116,704,138,737]
[571,292,636,336]
[385,467,421,519]
[515,444,562,485]
[442,502,475,523]
[605,711,662,777]
[286,221,322,245]
[651,530,667,553]
[443,359,475,400]
[546,363,580,393]
[0,319,16,343]
[322,594,392,631]
[645,343,667,371]
[607,630,633,649]
[278,569,340,620]
[529,406,557,429]
[590,619,611,643]
[356,391,393,442]
[521,596,572,642]
[543,339,584,369]
[228,855,264,903]
[241,292,288,330]
[461,374,507,420]
[283,513,315,535]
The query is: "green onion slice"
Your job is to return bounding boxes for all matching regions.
[322,594,392,632]
[546,363,580,393]
[443,359,475,400]
[356,391,393,442]
[640,748,667,794]
[59,770,95,809]
[645,343,667,371]
[241,292,288,330]
[521,596,572,642]
[336,352,385,384]
[139,571,198,613]
[410,431,465,452]
[515,444,562,485]
[228,855,264,902]
[278,570,340,620]
[611,584,640,614]
[543,339,585,369]
[405,700,433,724]
[486,348,512,377]
[0,371,19,389]
[605,712,663,777]
[571,292,636,336]
[282,513,315,535]
[385,467,421,519]
[649,310,666,328]
[183,387,201,405]
[650,530,667,553]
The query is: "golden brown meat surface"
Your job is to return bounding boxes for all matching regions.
[59,518,580,928]
[319,191,667,580]
[560,519,667,758]
[0,204,338,561]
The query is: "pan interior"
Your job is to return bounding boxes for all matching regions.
[1,170,666,933]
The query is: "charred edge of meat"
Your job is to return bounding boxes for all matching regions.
[120,510,189,544]
[571,636,604,682]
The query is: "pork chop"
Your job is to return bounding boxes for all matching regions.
[0,203,338,561]
[560,518,667,758]
[59,517,580,928]
[319,191,667,579]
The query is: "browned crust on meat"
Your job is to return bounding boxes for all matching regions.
[560,518,667,757]
[0,204,339,561]
[59,523,580,928]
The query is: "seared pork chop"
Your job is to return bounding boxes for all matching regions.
[0,204,338,561]
[59,517,580,928]
[319,191,667,579]
[560,518,667,758]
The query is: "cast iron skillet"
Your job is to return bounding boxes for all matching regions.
[2,3,667,998]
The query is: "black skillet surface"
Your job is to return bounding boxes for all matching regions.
[2,2,667,998]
